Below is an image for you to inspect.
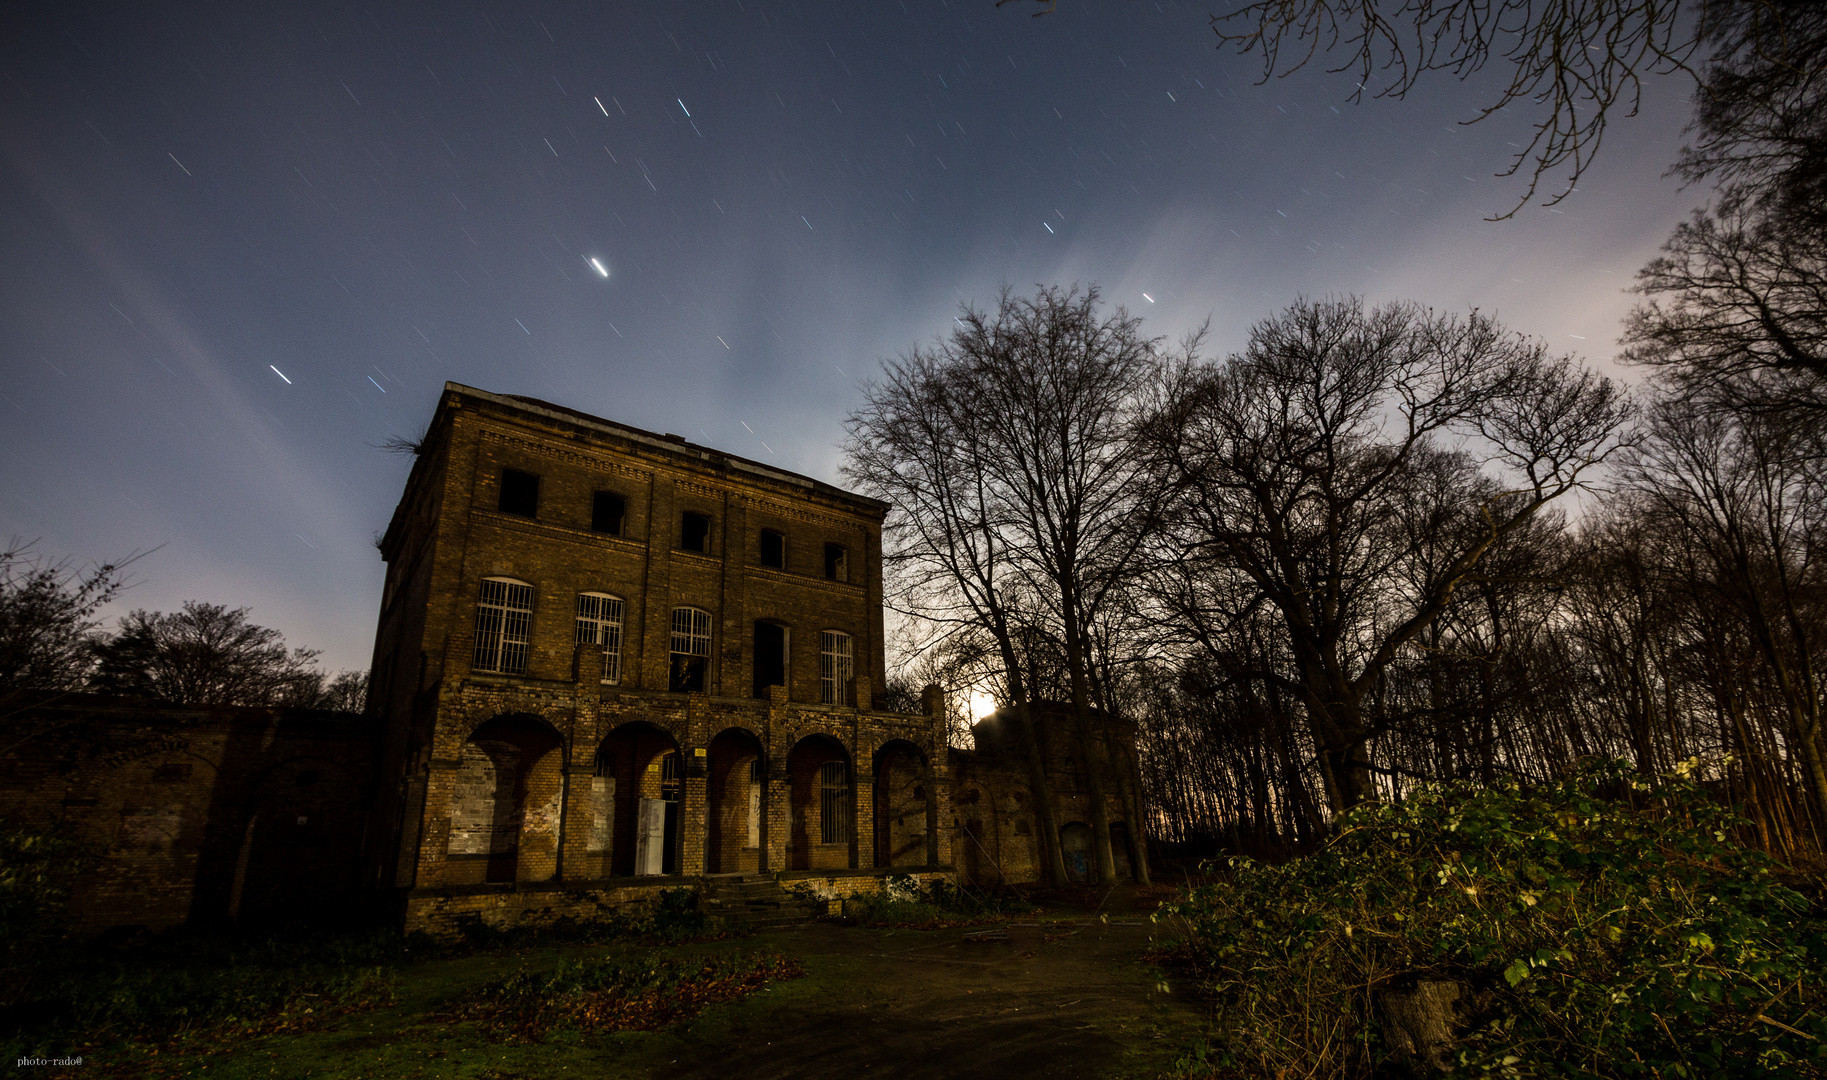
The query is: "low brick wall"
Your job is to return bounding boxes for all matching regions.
[400,865,958,935]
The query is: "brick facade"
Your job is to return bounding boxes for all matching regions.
[368,384,953,934]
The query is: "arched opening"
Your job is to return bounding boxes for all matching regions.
[447,714,565,884]
[707,727,766,873]
[1059,821,1095,884]
[1109,822,1134,882]
[594,722,682,877]
[232,757,362,924]
[872,741,930,868]
[786,734,852,871]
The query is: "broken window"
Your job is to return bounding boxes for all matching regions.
[592,491,625,535]
[474,578,535,673]
[823,542,847,582]
[820,630,853,705]
[759,529,786,569]
[819,760,849,845]
[753,620,787,698]
[575,592,626,684]
[681,511,711,553]
[499,469,539,518]
[669,606,711,692]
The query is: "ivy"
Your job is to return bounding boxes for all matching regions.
[1159,760,1827,1078]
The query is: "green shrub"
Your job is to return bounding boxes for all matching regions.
[842,873,1028,926]
[1159,759,1827,1079]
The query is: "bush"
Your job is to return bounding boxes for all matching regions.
[0,833,82,1005]
[1159,759,1827,1079]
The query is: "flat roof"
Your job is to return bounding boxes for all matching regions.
[443,382,885,511]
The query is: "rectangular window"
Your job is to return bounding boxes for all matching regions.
[575,593,626,684]
[819,761,848,845]
[669,607,712,692]
[824,543,847,582]
[820,630,854,705]
[681,512,711,553]
[474,579,535,673]
[499,469,539,518]
[592,491,625,535]
[759,529,785,569]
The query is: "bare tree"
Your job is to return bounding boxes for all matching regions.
[1624,191,1827,413]
[847,340,1073,886]
[848,285,1169,885]
[90,602,323,707]
[0,542,140,695]
[1136,297,1631,810]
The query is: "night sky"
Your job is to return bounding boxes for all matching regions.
[2,1,1699,675]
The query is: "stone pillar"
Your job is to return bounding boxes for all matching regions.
[416,759,459,887]
[560,642,606,879]
[922,683,945,718]
[852,770,875,870]
[766,758,792,873]
[682,744,709,876]
[930,765,955,869]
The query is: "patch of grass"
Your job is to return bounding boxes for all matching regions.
[444,950,806,1041]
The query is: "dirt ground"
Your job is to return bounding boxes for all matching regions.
[656,914,1205,1080]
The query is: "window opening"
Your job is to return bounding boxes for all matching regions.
[820,630,854,705]
[819,760,849,845]
[753,621,787,698]
[823,543,847,581]
[681,512,711,553]
[669,607,711,692]
[575,592,626,683]
[592,491,625,535]
[499,469,539,517]
[474,578,534,673]
[759,529,785,569]
[660,751,681,802]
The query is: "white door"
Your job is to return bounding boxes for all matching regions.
[635,797,666,875]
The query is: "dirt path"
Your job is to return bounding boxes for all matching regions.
[654,919,1205,1080]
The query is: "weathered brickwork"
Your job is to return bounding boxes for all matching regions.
[949,704,1143,887]
[368,384,954,934]
[0,693,373,934]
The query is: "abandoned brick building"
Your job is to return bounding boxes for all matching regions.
[366,383,960,933]
[0,381,1145,938]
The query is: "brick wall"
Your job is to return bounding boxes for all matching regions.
[0,693,375,935]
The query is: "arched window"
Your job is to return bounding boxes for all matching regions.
[575,592,626,684]
[820,630,854,705]
[670,607,712,692]
[474,578,534,673]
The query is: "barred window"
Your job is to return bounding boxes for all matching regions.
[820,630,853,705]
[575,592,626,684]
[669,607,712,692]
[819,760,849,845]
[474,578,534,673]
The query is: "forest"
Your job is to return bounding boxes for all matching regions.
[853,0,1827,884]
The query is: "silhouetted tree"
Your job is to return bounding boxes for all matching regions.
[90,602,322,707]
